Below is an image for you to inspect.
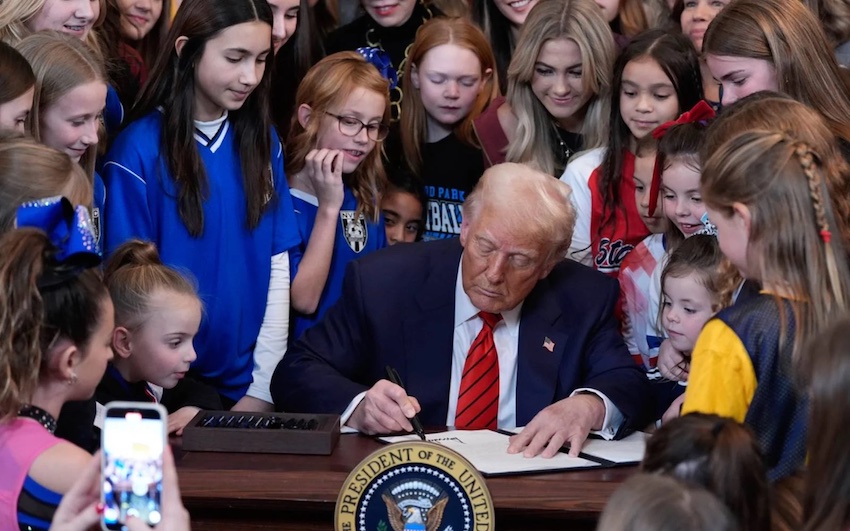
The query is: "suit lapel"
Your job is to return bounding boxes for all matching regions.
[515,277,568,426]
[401,241,462,427]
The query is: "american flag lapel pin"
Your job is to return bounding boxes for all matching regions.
[543,336,555,352]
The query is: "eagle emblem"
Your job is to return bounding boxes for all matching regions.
[335,441,494,531]
[382,481,449,531]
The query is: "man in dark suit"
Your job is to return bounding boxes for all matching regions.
[272,163,651,457]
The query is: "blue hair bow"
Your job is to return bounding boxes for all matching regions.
[356,47,399,90]
[16,196,102,287]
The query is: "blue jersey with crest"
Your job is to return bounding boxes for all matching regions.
[289,187,386,341]
[101,111,300,400]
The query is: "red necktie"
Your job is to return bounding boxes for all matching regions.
[455,312,502,430]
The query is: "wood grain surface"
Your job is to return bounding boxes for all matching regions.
[174,433,636,529]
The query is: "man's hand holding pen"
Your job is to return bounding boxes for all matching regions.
[347,379,422,435]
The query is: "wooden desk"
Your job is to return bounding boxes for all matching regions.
[174,433,636,530]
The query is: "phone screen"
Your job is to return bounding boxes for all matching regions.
[101,405,165,530]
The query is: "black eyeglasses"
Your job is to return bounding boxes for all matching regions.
[325,112,389,141]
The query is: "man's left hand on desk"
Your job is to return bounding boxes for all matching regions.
[507,394,605,458]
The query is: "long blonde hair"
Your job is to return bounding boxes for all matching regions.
[702,0,850,145]
[505,0,615,176]
[286,52,390,222]
[0,0,106,49]
[16,31,107,183]
[701,130,850,371]
[401,17,498,177]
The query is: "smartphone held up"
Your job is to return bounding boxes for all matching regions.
[101,402,167,531]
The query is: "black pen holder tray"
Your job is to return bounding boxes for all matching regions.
[181,410,340,455]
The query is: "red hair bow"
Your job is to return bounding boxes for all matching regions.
[647,100,716,216]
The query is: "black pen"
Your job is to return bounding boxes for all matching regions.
[385,365,426,441]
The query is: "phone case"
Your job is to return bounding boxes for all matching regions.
[101,401,168,530]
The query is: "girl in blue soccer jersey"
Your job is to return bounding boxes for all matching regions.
[101,0,300,411]
[16,32,107,245]
[286,51,390,340]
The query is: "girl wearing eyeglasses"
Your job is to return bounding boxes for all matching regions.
[286,51,391,341]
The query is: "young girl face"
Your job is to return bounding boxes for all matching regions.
[190,20,271,121]
[620,56,680,143]
[594,0,619,23]
[680,0,729,52]
[662,158,706,236]
[128,290,201,389]
[412,44,486,133]
[116,0,164,41]
[705,55,777,107]
[267,0,299,53]
[314,86,386,174]
[531,38,589,131]
[27,0,100,40]
[40,81,107,162]
[634,174,665,233]
[382,189,423,244]
[0,87,34,133]
[662,272,716,352]
[362,0,416,27]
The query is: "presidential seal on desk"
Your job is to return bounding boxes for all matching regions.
[335,441,494,531]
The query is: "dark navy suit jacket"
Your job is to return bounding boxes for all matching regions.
[272,239,651,434]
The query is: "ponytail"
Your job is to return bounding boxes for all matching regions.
[0,230,51,421]
[103,239,164,283]
[105,240,199,330]
[0,229,105,420]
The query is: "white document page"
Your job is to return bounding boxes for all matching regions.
[578,431,648,464]
[380,429,601,475]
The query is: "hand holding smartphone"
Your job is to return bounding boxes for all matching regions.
[50,448,190,531]
[101,402,167,531]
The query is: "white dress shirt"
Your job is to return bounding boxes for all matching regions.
[447,268,523,429]
[448,261,623,438]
